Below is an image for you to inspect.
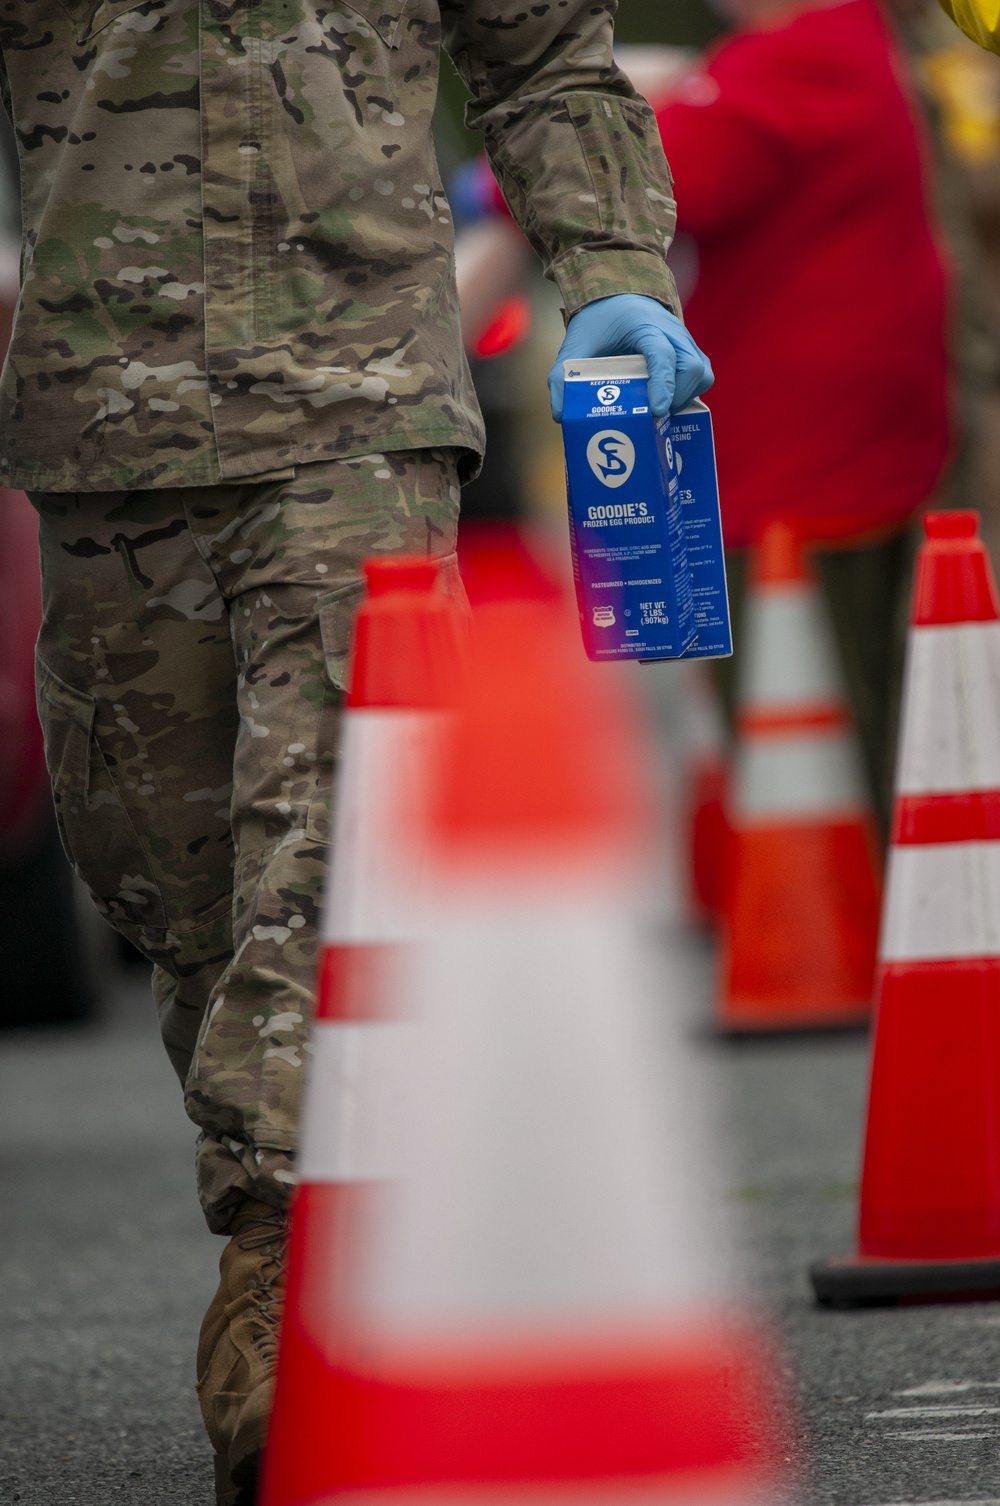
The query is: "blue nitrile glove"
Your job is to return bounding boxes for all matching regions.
[548,294,713,422]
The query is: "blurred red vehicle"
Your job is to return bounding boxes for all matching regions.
[0,487,47,854]
[0,119,97,1027]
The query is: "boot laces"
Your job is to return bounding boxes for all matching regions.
[236,1210,286,1367]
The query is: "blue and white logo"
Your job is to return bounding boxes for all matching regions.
[586,430,635,489]
[596,384,621,406]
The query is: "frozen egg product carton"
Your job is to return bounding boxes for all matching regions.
[561,355,731,662]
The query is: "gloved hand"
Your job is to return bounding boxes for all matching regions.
[548,294,713,422]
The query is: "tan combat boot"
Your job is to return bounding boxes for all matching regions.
[197,1197,287,1506]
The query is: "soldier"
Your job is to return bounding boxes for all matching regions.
[0,1,712,1500]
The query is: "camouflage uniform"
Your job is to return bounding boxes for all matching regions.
[1,0,682,1227]
[32,450,464,1228]
[0,0,680,491]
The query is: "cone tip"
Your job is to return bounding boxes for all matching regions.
[349,554,464,708]
[913,509,1000,626]
[364,556,439,597]
[432,598,647,863]
[753,522,809,586]
[923,510,979,542]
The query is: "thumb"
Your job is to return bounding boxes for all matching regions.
[548,359,566,423]
[635,330,677,419]
[548,327,590,422]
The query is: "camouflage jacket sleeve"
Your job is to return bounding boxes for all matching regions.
[440,0,681,318]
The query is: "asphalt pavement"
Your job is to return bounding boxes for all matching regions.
[722,1022,1000,1506]
[4,918,1000,1505]
[0,964,219,1505]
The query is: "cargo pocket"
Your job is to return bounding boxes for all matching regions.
[565,95,675,236]
[305,580,364,845]
[35,659,167,930]
[318,578,369,696]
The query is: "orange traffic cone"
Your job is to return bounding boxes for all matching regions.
[676,660,732,925]
[261,577,790,1506]
[812,511,1000,1304]
[718,523,881,1031]
[259,554,466,1501]
[313,553,466,1016]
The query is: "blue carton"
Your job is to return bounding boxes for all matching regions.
[671,399,732,660]
[561,356,730,662]
[561,356,694,662]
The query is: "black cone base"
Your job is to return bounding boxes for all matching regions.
[810,1253,1000,1307]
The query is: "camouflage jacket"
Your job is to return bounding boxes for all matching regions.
[0,0,680,491]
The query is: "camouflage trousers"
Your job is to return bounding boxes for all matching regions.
[29,450,463,1233]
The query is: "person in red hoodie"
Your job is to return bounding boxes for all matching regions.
[655,0,951,824]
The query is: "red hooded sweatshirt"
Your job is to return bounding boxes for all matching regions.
[655,0,951,548]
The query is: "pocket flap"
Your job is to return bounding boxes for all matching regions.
[36,658,96,803]
[339,0,408,48]
[317,580,365,694]
[74,0,169,46]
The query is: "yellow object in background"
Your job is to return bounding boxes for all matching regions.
[922,42,1000,163]
[938,0,1000,57]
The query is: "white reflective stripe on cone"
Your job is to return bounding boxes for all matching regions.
[322,709,439,945]
[879,840,1000,962]
[738,584,846,710]
[735,729,868,820]
[354,897,727,1332]
[896,622,1000,795]
[298,1020,418,1182]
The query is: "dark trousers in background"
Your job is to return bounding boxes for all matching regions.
[714,527,916,840]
